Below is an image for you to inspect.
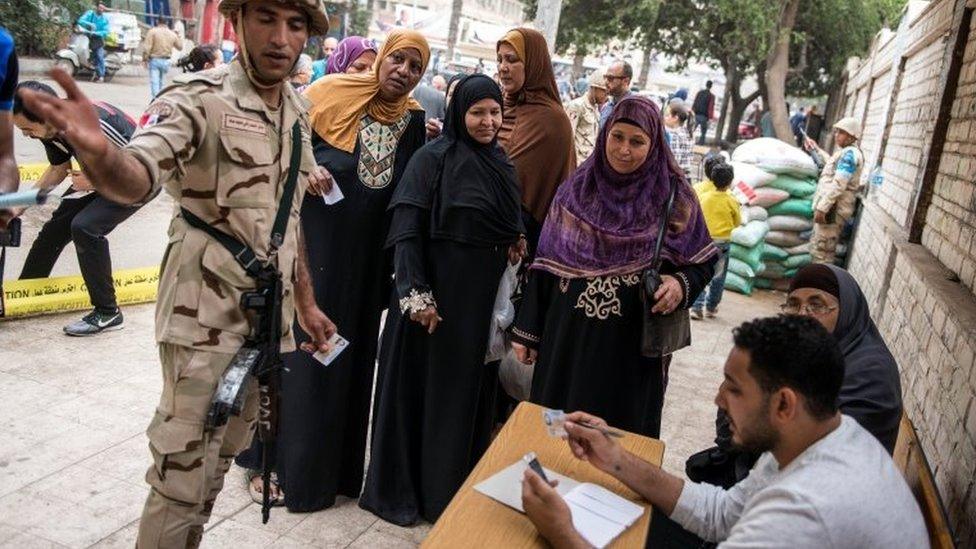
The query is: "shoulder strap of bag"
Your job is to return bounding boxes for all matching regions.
[651,175,679,269]
[181,121,303,279]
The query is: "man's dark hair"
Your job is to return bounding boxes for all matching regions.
[732,315,845,420]
[13,81,57,123]
[705,80,713,89]
[702,152,724,180]
[711,162,734,190]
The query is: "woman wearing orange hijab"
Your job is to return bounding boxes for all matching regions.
[235,30,430,512]
[496,28,576,249]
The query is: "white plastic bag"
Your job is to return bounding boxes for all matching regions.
[485,260,520,363]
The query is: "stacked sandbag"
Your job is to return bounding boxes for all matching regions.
[725,220,768,296]
[732,139,819,289]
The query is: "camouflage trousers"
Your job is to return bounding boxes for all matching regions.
[137,343,259,549]
[811,221,844,264]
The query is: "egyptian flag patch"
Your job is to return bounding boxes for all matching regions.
[139,102,175,128]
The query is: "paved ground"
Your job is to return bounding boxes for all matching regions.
[2,76,785,548]
[0,288,782,548]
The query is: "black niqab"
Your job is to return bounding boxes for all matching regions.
[388,74,524,247]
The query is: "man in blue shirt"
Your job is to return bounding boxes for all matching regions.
[77,2,110,82]
[0,26,19,228]
[598,60,632,128]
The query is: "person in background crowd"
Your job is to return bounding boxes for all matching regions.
[511,96,717,438]
[784,264,903,452]
[234,29,430,511]
[412,73,446,124]
[289,53,313,91]
[496,27,575,250]
[0,26,19,229]
[694,151,727,195]
[142,18,184,98]
[805,104,824,144]
[563,68,607,164]
[691,162,739,320]
[598,60,633,127]
[522,316,927,549]
[361,74,525,526]
[760,108,775,138]
[325,36,377,76]
[311,35,340,82]
[77,2,111,83]
[12,82,144,336]
[790,105,807,147]
[175,44,223,73]
[691,80,716,145]
[804,117,863,264]
[663,102,693,178]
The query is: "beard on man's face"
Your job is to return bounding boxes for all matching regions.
[730,397,780,454]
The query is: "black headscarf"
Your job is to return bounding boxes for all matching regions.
[791,264,903,453]
[388,74,524,247]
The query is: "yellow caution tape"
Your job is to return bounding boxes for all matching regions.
[2,266,159,318]
[18,162,82,184]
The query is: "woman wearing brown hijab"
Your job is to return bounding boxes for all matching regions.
[496,28,576,248]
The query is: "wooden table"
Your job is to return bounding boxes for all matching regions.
[423,402,665,548]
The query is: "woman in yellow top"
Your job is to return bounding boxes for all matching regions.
[693,162,740,318]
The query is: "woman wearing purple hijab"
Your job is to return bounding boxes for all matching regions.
[511,95,718,437]
[326,36,377,74]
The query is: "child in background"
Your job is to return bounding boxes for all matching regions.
[694,152,727,194]
[692,162,740,319]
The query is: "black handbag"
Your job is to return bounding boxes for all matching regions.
[640,175,691,358]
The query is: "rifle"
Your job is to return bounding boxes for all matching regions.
[188,122,303,524]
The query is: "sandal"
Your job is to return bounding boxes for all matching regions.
[244,469,285,507]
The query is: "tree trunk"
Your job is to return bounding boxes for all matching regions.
[725,89,762,143]
[764,0,800,143]
[445,0,464,63]
[637,46,653,89]
[572,51,585,81]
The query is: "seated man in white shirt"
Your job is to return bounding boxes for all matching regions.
[521,315,928,548]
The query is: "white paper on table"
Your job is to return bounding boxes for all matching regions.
[565,483,644,548]
[473,460,645,548]
[322,184,344,205]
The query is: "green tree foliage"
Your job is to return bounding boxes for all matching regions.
[1,0,92,56]
[788,0,905,96]
[522,0,660,56]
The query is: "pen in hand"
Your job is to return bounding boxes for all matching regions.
[572,421,624,439]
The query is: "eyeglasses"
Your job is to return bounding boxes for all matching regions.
[780,302,838,316]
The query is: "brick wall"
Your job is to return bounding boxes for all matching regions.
[841,0,976,544]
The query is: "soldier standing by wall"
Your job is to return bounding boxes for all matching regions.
[18,0,336,546]
[804,117,864,264]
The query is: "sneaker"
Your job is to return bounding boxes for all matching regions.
[706,308,718,318]
[64,309,123,336]
[691,308,704,320]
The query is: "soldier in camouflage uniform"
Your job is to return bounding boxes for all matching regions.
[804,117,864,264]
[18,0,337,546]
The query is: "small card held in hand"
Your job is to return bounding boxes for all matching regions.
[312,334,349,367]
[543,408,567,438]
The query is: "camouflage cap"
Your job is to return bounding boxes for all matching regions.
[832,116,861,140]
[219,0,330,36]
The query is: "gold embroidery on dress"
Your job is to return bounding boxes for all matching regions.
[574,274,639,319]
[559,278,569,293]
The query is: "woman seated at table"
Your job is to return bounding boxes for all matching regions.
[510,96,717,438]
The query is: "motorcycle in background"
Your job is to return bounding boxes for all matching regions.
[54,25,123,82]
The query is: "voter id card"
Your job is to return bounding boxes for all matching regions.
[312,334,349,367]
[543,408,567,438]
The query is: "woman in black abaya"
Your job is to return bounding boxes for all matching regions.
[359,74,526,525]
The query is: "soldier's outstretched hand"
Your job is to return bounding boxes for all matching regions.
[17,69,109,160]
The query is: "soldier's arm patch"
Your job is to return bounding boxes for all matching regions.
[139,101,175,128]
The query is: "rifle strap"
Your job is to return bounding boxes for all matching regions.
[181,121,303,280]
